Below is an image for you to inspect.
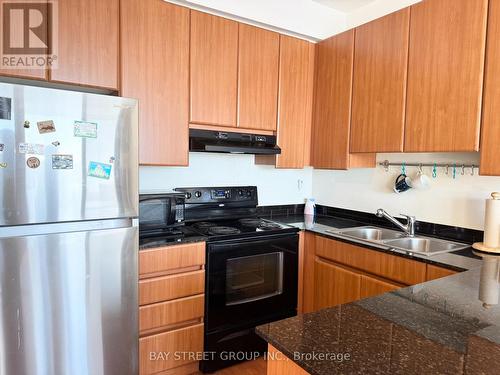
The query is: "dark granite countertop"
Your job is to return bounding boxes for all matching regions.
[257,262,500,375]
[139,226,207,250]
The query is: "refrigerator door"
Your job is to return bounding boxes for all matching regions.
[0,222,138,375]
[0,83,138,226]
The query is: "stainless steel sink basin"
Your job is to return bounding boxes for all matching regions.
[337,227,406,241]
[384,237,469,255]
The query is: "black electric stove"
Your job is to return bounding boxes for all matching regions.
[173,186,299,373]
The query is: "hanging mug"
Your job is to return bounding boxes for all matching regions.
[394,174,412,193]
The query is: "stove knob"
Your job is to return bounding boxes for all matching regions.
[185,192,192,199]
[194,191,202,198]
[238,189,244,196]
[246,191,252,197]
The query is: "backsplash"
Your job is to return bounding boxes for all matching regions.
[313,153,500,231]
[140,152,313,206]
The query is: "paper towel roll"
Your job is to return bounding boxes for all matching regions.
[484,192,500,249]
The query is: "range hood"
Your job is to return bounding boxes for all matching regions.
[189,129,281,155]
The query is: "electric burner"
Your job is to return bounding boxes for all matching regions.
[208,226,241,236]
[193,221,218,229]
[257,221,282,230]
[238,218,262,227]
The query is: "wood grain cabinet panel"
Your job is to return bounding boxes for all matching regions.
[0,0,48,80]
[360,275,401,299]
[480,0,500,176]
[139,270,205,306]
[314,235,426,285]
[275,36,315,169]
[190,11,238,127]
[404,0,488,152]
[314,258,361,310]
[121,0,190,166]
[139,294,204,335]
[139,242,205,278]
[268,345,309,375]
[139,323,203,374]
[311,31,375,170]
[51,0,119,89]
[426,264,457,281]
[237,24,279,131]
[350,9,410,153]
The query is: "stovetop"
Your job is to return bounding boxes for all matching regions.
[186,217,298,241]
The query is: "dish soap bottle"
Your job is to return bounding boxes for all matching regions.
[304,198,316,216]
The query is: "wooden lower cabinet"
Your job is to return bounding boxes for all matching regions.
[140,324,204,374]
[139,242,206,375]
[359,275,401,299]
[303,234,426,312]
[314,258,361,310]
[426,264,457,281]
[267,345,309,375]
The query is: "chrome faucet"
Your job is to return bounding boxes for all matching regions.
[376,209,416,237]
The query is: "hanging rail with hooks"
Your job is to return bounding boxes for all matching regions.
[379,160,478,176]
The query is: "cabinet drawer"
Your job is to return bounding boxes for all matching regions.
[139,242,205,278]
[140,323,204,374]
[139,270,205,306]
[315,235,426,285]
[140,294,204,335]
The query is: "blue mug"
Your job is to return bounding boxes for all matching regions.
[394,174,412,194]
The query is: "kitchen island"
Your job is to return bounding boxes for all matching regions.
[257,264,500,375]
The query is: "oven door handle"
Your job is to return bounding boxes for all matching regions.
[225,290,283,306]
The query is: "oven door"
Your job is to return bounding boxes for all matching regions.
[206,233,298,333]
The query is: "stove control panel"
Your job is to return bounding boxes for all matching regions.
[175,186,257,204]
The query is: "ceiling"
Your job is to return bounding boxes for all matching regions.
[166,0,422,41]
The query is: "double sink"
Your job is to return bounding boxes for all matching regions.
[326,226,469,256]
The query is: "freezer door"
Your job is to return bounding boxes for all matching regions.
[0,225,138,375]
[0,83,138,226]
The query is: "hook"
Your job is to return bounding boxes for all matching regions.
[461,164,465,176]
[445,164,449,175]
[383,160,390,172]
[453,164,457,179]
[471,165,475,176]
[418,164,423,174]
[432,163,437,178]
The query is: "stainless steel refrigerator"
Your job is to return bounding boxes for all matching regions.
[0,83,138,375]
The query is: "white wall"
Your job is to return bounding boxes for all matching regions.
[140,153,313,206]
[312,153,500,230]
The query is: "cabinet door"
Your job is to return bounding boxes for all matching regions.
[405,0,488,152]
[314,258,361,311]
[190,11,238,127]
[480,0,500,176]
[311,31,375,170]
[350,9,410,153]
[426,264,457,281]
[360,275,400,299]
[0,0,48,80]
[275,36,315,169]
[238,24,279,131]
[121,0,189,166]
[51,0,119,89]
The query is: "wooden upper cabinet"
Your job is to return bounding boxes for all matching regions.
[51,0,119,90]
[121,0,189,166]
[0,0,48,80]
[404,0,488,152]
[311,31,375,170]
[480,0,500,176]
[190,11,238,127]
[238,24,279,131]
[275,36,315,169]
[350,9,410,153]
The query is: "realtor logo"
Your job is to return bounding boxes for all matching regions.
[1,0,58,69]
